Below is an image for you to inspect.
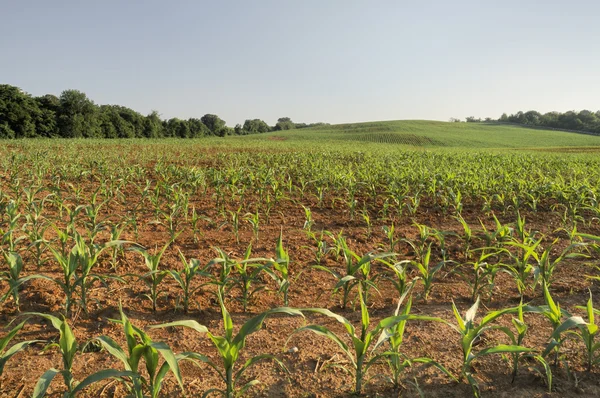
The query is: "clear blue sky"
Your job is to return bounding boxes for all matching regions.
[2,0,599,126]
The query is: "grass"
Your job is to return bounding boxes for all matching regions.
[237,120,600,149]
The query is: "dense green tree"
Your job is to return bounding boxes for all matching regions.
[187,118,209,137]
[242,118,270,134]
[34,94,60,137]
[274,117,295,131]
[57,89,100,138]
[143,111,164,138]
[201,114,227,136]
[98,106,118,138]
[234,123,243,135]
[500,109,600,134]
[0,84,40,138]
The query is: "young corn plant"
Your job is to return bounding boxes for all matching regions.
[23,212,50,268]
[189,206,211,243]
[229,244,270,312]
[152,292,303,398]
[42,240,85,317]
[454,248,503,302]
[525,283,576,366]
[408,244,446,301]
[207,248,236,300]
[0,251,37,310]
[108,222,127,270]
[301,204,314,234]
[228,206,242,244]
[130,242,171,312]
[29,313,133,398]
[382,223,399,253]
[571,292,600,371]
[291,286,443,395]
[532,239,585,289]
[455,214,473,260]
[360,208,373,238]
[96,306,184,398]
[244,210,260,242]
[370,287,455,389]
[447,298,532,397]
[377,258,411,301]
[313,236,392,308]
[0,201,25,252]
[169,251,210,313]
[161,203,183,243]
[403,222,434,262]
[264,232,292,306]
[69,233,126,314]
[501,237,542,300]
[498,300,552,390]
[479,214,513,248]
[304,229,335,265]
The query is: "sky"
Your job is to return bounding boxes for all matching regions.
[1,0,599,126]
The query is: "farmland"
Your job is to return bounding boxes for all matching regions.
[1,122,600,397]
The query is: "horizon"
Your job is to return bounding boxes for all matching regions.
[2,1,599,126]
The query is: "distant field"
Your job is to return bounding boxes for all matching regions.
[236,120,600,149]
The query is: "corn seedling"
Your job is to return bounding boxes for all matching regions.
[264,231,291,306]
[382,223,399,253]
[560,291,600,371]
[152,291,303,397]
[526,283,575,366]
[1,251,43,310]
[170,251,211,313]
[447,298,532,397]
[229,244,270,312]
[292,286,442,394]
[454,248,502,302]
[313,236,392,308]
[130,241,171,312]
[370,287,455,389]
[96,306,184,398]
[28,313,133,398]
[244,210,260,242]
[407,244,446,301]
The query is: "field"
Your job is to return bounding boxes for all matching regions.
[1,121,600,397]
[237,120,600,149]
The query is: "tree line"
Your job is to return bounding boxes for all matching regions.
[0,84,327,139]
[464,110,600,135]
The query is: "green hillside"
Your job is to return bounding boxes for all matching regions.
[239,120,600,149]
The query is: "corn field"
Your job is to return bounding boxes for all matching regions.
[0,139,599,397]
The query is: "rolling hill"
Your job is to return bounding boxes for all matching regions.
[239,120,600,149]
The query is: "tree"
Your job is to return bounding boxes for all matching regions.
[274,117,295,131]
[201,114,227,136]
[0,84,40,138]
[234,123,243,135]
[143,111,164,138]
[242,119,270,134]
[35,94,60,137]
[187,118,209,138]
[57,89,100,138]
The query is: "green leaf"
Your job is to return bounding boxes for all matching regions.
[71,369,137,394]
[150,341,184,390]
[96,336,131,370]
[294,325,354,367]
[475,344,533,358]
[551,316,587,340]
[32,368,60,398]
[150,320,209,335]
